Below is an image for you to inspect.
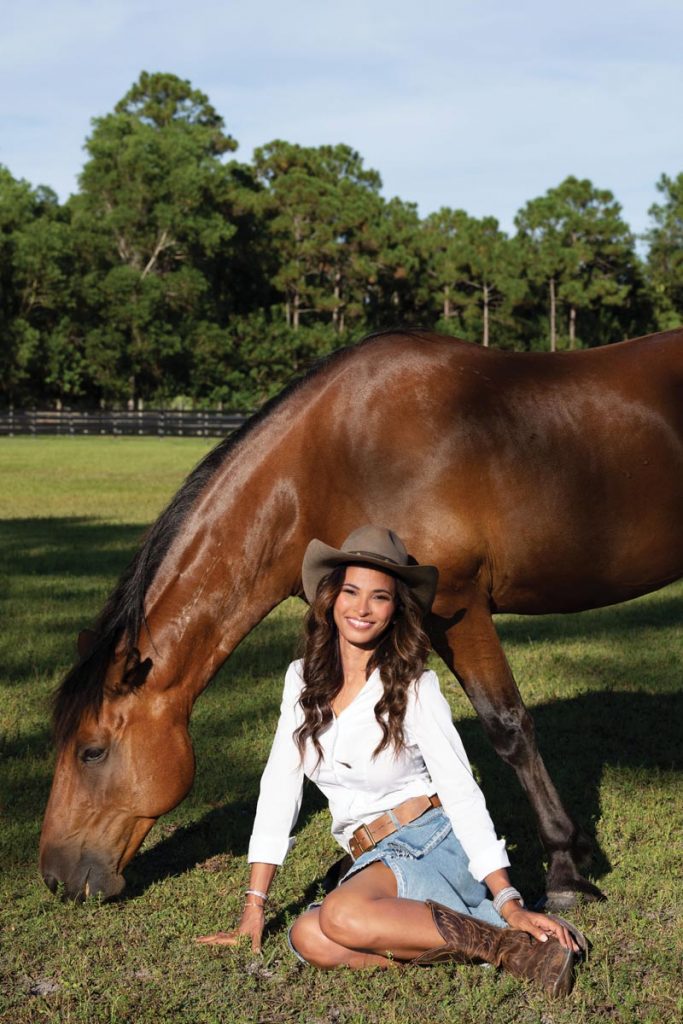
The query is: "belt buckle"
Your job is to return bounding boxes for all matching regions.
[352,823,375,859]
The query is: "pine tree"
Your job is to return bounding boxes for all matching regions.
[515,177,637,350]
[72,71,239,403]
[646,172,683,328]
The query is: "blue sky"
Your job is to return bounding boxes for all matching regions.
[2,0,681,238]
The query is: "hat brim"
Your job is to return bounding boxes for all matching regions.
[301,539,439,614]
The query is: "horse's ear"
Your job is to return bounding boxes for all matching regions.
[77,629,97,659]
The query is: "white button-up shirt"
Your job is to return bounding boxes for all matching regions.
[248,661,510,882]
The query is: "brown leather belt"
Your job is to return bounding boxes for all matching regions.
[348,793,442,860]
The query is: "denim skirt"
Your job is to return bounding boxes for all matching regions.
[340,807,505,926]
[287,807,505,963]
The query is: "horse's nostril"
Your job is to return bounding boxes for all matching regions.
[43,873,59,894]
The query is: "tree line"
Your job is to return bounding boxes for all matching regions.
[1,71,682,412]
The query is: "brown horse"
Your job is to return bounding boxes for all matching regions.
[40,327,683,906]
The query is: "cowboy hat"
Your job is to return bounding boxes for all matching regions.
[301,525,438,613]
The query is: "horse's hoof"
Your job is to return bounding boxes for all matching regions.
[537,891,577,912]
[542,882,606,911]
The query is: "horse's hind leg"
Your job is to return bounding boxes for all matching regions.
[428,593,605,908]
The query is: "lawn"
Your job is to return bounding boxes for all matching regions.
[0,437,681,1024]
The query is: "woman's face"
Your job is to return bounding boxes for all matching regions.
[333,565,397,650]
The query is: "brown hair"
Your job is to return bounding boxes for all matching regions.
[294,564,431,764]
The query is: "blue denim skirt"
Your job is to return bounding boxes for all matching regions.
[288,807,506,963]
[340,807,505,927]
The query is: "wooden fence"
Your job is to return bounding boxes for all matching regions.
[0,409,248,438]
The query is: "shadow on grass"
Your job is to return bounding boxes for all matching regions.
[457,686,682,900]
[3,515,683,656]
[10,726,683,906]
[124,783,328,900]
[119,688,681,907]
[0,515,304,686]
[0,517,146,686]
[3,515,682,907]
[496,588,683,644]
[10,684,679,905]
[0,516,145,577]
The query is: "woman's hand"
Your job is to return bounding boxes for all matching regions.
[503,905,580,953]
[195,902,265,952]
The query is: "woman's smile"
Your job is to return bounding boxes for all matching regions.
[333,566,397,649]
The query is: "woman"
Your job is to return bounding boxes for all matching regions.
[197,526,586,996]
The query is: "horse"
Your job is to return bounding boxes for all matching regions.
[40,327,683,907]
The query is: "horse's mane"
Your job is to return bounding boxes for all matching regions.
[52,328,423,747]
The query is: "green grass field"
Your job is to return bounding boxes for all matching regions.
[0,437,681,1024]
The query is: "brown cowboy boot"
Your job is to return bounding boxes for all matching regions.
[412,900,575,998]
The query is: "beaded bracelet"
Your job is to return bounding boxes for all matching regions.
[245,888,269,902]
[492,886,524,915]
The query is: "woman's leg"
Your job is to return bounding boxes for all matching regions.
[316,862,448,962]
[293,862,577,995]
[288,905,398,969]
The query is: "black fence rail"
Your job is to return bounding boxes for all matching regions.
[0,409,248,438]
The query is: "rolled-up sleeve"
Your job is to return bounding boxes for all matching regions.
[406,671,509,881]
[247,663,305,865]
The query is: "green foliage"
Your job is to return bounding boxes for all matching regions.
[646,172,683,328]
[252,140,384,333]
[189,313,339,410]
[0,71,675,411]
[364,197,423,325]
[69,71,245,404]
[420,209,525,346]
[515,177,647,351]
[0,167,79,405]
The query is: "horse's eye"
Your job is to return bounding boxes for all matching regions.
[81,747,107,764]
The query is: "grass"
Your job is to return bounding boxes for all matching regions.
[0,436,681,1024]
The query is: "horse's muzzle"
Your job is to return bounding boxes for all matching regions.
[40,847,126,901]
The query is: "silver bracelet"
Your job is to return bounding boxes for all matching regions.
[245,888,268,902]
[493,886,524,915]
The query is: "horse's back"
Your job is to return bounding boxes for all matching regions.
[311,329,683,613]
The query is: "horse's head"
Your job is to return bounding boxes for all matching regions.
[40,632,196,900]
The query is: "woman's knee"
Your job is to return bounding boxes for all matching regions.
[289,911,341,969]
[318,890,371,949]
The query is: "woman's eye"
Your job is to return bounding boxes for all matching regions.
[81,747,107,764]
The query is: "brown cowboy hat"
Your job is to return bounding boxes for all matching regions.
[301,525,439,613]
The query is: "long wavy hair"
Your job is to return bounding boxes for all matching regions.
[294,564,431,764]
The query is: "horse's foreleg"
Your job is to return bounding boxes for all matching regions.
[429,596,605,908]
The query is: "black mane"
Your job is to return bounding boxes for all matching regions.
[52,329,421,746]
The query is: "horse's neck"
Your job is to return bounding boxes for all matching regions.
[142,419,310,703]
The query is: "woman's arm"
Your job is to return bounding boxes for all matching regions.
[406,671,509,880]
[247,663,306,864]
[196,663,305,949]
[196,863,278,951]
